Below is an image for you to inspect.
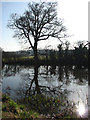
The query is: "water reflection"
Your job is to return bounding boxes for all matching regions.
[77,103,86,116]
[49,66,56,75]
[76,102,88,118]
[2,65,88,117]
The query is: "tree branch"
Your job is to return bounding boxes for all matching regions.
[38,35,49,41]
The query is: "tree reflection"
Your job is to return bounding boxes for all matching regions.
[15,65,65,98]
[89,70,90,85]
[25,66,41,95]
[2,65,88,99]
[49,66,56,75]
[64,66,69,80]
[58,66,64,82]
[2,65,20,76]
[72,67,88,85]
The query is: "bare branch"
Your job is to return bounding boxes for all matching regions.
[38,35,49,41]
[7,1,66,55]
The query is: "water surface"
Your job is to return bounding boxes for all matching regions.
[2,65,88,117]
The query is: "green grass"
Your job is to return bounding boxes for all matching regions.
[2,94,39,119]
[19,94,78,118]
[3,55,47,62]
[2,94,80,119]
[3,91,85,120]
[19,56,34,59]
[38,55,46,60]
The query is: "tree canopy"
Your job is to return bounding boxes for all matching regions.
[8,2,66,49]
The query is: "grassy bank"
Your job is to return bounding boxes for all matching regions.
[2,94,85,120]
[2,94,39,119]
[2,55,88,67]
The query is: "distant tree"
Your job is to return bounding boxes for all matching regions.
[44,45,51,61]
[7,2,66,65]
[74,41,88,66]
[50,50,56,61]
[65,41,70,54]
[64,41,70,64]
[57,44,63,60]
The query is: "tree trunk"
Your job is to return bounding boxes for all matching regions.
[34,40,38,65]
[34,66,41,94]
[33,40,40,94]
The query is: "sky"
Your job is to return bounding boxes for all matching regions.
[0,0,89,51]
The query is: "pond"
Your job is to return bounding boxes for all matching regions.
[2,65,88,118]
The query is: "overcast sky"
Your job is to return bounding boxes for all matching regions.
[0,0,89,51]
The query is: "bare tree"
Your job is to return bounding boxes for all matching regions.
[7,2,66,92]
[7,2,66,64]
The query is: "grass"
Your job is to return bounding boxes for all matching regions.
[2,94,39,119]
[19,56,34,59]
[2,54,88,67]
[3,55,47,62]
[17,94,79,119]
[2,94,86,119]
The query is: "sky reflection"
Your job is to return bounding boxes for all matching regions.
[76,102,88,118]
[77,103,85,116]
[2,65,88,118]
